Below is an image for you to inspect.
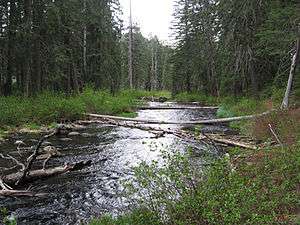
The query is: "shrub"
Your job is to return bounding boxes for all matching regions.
[91,144,300,225]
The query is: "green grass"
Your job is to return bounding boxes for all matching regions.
[117,112,138,118]
[0,88,170,130]
[174,92,220,105]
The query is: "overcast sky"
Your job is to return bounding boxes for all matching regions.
[119,0,174,43]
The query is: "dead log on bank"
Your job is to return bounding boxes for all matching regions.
[205,135,258,150]
[87,111,271,125]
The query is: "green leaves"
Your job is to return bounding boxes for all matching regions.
[91,143,300,225]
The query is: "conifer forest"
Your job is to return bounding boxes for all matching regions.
[0,1,299,225]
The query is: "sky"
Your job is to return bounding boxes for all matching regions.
[119,0,175,43]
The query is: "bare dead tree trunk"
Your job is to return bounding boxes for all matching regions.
[281,35,300,109]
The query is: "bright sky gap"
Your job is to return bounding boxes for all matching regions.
[119,0,174,43]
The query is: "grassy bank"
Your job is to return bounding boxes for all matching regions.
[0,89,170,135]
[90,92,300,225]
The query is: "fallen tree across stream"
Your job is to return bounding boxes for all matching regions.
[87,111,271,125]
[137,106,219,110]
[79,119,261,151]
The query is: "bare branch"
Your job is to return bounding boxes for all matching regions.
[16,128,60,185]
[268,124,284,148]
[0,153,26,171]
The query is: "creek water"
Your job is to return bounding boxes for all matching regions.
[0,102,230,225]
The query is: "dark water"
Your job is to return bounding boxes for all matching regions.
[0,102,228,225]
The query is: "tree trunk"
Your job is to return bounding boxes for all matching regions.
[32,0,43,93]
[4,0,17,96]
[88,111,271,125]
[83,0,87,78]
[281,37,300,109]
[128,0,133,89]
[24,0,33,96]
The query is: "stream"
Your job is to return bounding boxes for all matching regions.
[0,102,231,225]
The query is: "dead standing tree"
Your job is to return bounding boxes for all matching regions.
[281,27,300,109]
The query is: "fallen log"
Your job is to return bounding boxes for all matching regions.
[16,129,59,185]
[0,190,46,197]
[82,119,259,150]
[87,111,271,125]
[137,106,219,110]
[2,160,92,186]
[206,135,258,150]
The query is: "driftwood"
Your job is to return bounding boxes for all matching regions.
[81,119,259,150]
[0,126,92,197]
[102,119,204,141]
[16,129,59,185]
[137,106,219,110]
[2,160,92,186]
[87,111,271,125]
[0,190,46,197]
[206,135,258,150]
[0,178,46,197]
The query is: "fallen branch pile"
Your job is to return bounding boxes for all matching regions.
[79,118,260,151]
[0,126,92,197]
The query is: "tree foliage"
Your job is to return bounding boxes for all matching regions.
[171,0,300,97]
[0,0,123,96]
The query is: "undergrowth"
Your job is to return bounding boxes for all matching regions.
[0,88,168,129]
[90,143,300,225]
[90,90,300,225]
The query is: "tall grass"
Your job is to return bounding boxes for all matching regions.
[174,92,220,105]
[0,88,169,128]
